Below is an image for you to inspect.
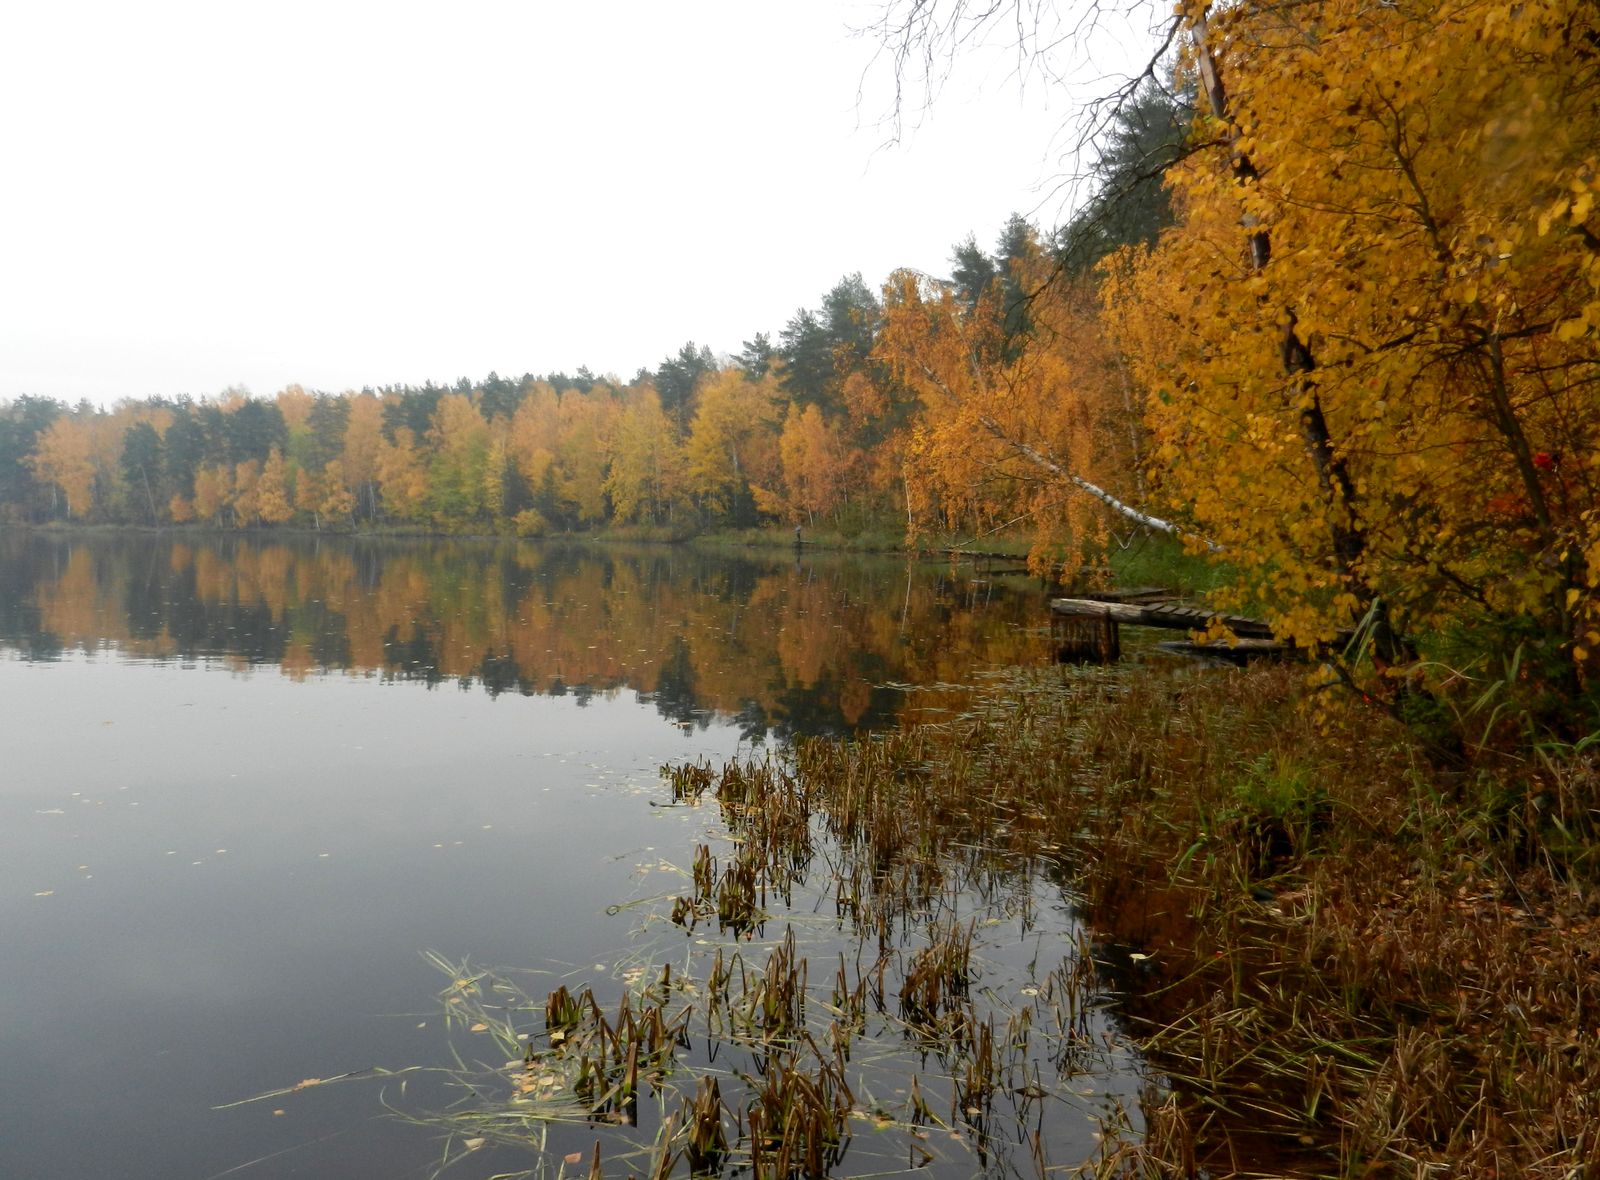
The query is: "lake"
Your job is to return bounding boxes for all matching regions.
[0,532,1149,1178]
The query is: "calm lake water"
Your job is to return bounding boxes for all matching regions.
[0,532,1147,1178]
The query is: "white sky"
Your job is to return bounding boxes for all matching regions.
[0,1,1162,407]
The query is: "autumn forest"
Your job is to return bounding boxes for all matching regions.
[5,0,1599,735]
[7,4,1600,1176]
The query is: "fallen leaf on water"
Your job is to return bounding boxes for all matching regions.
[272,1109,285,1117]
[465,1137,486,1151]
[564,1152,584,1164]
[293,1078,323,1090]
[469,1022,489,1032]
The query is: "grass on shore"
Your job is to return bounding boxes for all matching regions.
[887,662,1600,1176]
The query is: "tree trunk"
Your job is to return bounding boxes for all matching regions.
[974,415,1215,548]
[1190,8,1411,666]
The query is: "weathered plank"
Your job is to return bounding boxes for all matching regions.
[1050,597,1276,639]
[1156,638,1289,665]
[1077,586,1174,604]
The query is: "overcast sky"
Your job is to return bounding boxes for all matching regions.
[1,1,1162,407]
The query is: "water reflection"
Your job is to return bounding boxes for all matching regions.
[0,533,1139,1179]
[0,532,1051,738]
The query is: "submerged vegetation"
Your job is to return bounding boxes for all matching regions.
[416,709,1142,1180]
[413,659,1599,1178]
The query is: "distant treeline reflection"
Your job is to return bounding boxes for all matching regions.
[0,533,1045,739]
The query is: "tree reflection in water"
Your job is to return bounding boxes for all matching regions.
[0,532,1054,740]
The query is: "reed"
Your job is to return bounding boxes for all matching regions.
[422,659,1598,1178]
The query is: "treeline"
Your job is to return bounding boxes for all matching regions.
[0,209,1101,540]
[1,77,1174,543]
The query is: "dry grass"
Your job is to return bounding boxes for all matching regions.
[945,663,1600,1177]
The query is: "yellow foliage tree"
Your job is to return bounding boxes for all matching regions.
[875,262,1165,568]
[30,417,96,518]
[275,385,314,434]
[557,390,616,526]
[684,368,783,518]
[425,393,491,525]
[776,403,855,525]
[376,427,429,520]
[507,381,560,498]
[606,389,686,524]
[1106,0,1600,718]
[193,463,232,526]
[340,393,384,518]
[319,459,356,524]
[231,459,263,527]
[254,447,295,525]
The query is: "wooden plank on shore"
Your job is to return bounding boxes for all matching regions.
[1077,586,1173,604]
[1050,597,1277,639]
[1157,639,1289,664]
